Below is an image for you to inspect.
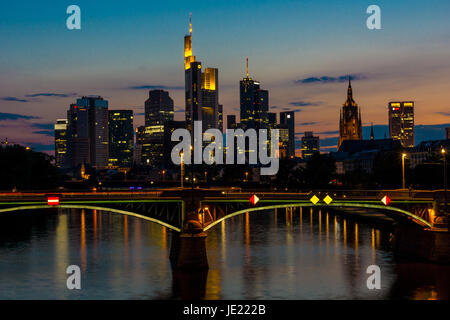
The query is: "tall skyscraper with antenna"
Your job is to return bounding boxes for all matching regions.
[184,14,220,133]
[240,57,269,130]
[339,77,362,149]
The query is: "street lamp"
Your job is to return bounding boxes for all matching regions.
[245,171,249,182]
[162,170,166,182]
[442,148,447,215]
[402,153,407,190]
[180,151,184,188]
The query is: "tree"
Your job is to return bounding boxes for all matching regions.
[0,145,61,190]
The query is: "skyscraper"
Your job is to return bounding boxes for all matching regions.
[87,96,109,168]
[301,131,320,159]
[184,15,220,133]
[54,119,68,168]
[142,90,175,167]
[280,111,295,158]
[108,110,134,168]
[145,90,174,127]
[388,101,415,148]
[240,57,269,130]
[66,96,109,169]
[339,78,362,149]
[67,96,109,168]
[67,102,90,168]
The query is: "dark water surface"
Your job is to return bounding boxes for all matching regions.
[0,208,448,299]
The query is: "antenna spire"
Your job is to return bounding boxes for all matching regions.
[246,56,249,77]
[189,13,192,36]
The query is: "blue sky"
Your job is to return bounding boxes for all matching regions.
[1,0,450,152]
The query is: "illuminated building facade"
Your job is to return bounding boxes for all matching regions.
[301,131,320,159]
[389,101,415,148]
[280,111,295,157]
[108,110,134,168]
[67,96,109,169]
[339,78,362,149]
[54,119,68,168]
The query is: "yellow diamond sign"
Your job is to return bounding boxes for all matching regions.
[324,195,333,205]
[310,195,320,205]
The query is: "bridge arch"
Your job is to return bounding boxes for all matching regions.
[0,204,181,232]
[203,202,432,231]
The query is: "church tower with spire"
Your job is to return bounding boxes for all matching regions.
[339,77,362,149]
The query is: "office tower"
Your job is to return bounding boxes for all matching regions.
[67,96,109,169]
[67,103,89,167]
[108,110,134,168]
[301,131,320,159]
[201,67,220,132]
[141,90,175,167]
[280,111,295,158]
[240,57,269,130]
[339,78,362,149]
[268,112,277,129]
[388,101,415,148]
[277,124,290,159]
[227,115,237,130]
[446,127,450,140]
[54,119,68,168]
[184,15,221,133]
[145,90,174,127]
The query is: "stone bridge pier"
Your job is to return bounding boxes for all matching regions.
[167,189,216,271]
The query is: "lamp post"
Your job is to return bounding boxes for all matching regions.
[180,152,184,188]
[162,170,166,183]
[245,171,249,183]
[442,148,447,215]
[402,153,407,190]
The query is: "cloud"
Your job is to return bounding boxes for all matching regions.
[294,74,367,85]
[318,130,339,135]
[127,85,184,90]
[280,107,301,112]
[28,143,54,152]
[31,123,54,130]
[436,112,450,117]
[0,97,29,103]
[24,93,77,98]
[297,122,318,126]
[0,112,39,121]
[289,101,322,107]
[33,130,54,137]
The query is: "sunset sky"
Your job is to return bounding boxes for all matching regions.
[1,0,450,153]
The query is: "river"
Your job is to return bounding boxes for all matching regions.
[0,208,448,299]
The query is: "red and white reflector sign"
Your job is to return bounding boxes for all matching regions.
[47,197,60,206]
[381,195,391,206]
[250,195,260,205]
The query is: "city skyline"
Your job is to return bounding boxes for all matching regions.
[1,1,450,154]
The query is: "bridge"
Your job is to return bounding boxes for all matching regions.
[0,188,448,266]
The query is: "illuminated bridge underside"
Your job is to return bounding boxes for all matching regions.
[0,201,183,232]
[202,201,433,231]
